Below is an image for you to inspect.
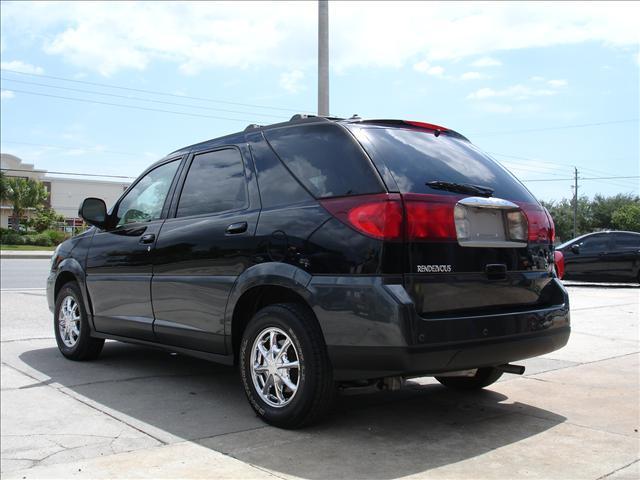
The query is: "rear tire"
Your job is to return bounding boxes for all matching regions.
[54,282,104,361]
[239,303,334,428]
[435,367,503,390]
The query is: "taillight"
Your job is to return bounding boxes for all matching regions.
[544,207,556,243]
[319,194,403,240]
[403,194,457,240]
[519,203,553,243]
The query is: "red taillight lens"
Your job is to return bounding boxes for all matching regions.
[519,203,553,243]
[403,194,458,240]
[320,194,403,240]
[544,207,556,243]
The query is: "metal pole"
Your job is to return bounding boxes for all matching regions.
[573,167,578,238]
[318,0,329,116]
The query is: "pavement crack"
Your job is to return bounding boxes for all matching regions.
[597,458,639,479]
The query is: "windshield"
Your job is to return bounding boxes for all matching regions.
[348,125,538,203]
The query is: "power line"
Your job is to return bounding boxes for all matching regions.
[1,140,140,157]
[523,175,640,182]
[0,68,311,114]
[1,167,135,180]
[0,77,286,119]
[2,88,283,123]
[470,119,639,136]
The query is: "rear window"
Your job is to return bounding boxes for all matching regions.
[263,123,383,198]
[348,125,537,203]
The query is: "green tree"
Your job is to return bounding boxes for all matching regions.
[591,194,639,230]
[611,204,640,232]
[4,177,49,231]
[0,171,8,203]
[541,196,592,242]
[26,206,65,233]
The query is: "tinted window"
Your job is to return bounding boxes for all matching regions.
[248,133,312,208]
[177,148,247,217]
[264,123,383,198]
[614,233,640,249]
[579,235,609,252]
[115,160,179,226]
[348,125,537,203]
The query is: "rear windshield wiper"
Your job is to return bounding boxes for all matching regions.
[426,181,494,197]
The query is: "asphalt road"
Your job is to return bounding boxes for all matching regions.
[0,258,51,290]
[1,263,638,479]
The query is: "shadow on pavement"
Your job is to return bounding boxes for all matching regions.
[562,281,639,288]
[19,342,566,479]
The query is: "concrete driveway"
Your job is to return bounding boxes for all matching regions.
[1,278,638,479]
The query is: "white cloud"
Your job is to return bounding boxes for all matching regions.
[547,79,568,87]
[413,61,444,76]
[0,60,44,74]
[413,60,430,73]
[1,90,15,100]
[471,57,502,68]
[467,84,558,100]
[0,1,638,75]
[279,69,305,93]
[460,71,487,80]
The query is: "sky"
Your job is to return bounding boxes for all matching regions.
[0,0,638,202]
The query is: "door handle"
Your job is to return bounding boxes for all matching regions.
[139,233,156,244]
[225,222,248,235]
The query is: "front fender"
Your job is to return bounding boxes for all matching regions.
[52,258,92,323]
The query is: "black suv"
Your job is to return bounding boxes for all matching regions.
[47,116,570,428]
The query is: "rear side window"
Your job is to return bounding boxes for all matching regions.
[348,125,537,203]
[177,148,247,217]
[614,233,640,249]
[579,234,609,252]
[264,123,383,198]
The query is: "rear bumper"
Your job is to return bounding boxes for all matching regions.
[309,276,570,381]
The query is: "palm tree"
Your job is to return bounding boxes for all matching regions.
[4,177,49,231]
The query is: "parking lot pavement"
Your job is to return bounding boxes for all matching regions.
[1,283,638,479]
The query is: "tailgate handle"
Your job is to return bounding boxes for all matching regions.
[485,264,507,280]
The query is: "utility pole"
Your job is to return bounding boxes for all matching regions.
[318,0,329,116]
[573,167,578,238]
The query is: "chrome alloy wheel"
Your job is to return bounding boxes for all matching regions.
[250,327,300,408]
[58,295,81,348]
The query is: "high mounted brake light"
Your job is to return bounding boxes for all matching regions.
[404,120,449,132]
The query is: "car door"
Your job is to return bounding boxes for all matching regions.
[568,233,612,281]
[151,145,260,353]
[609,233,640,281]
[85,158,182,340]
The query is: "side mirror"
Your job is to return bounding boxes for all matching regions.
[79,198,108,229]
[570,244,580,255]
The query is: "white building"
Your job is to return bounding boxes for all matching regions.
[1,153,130,229]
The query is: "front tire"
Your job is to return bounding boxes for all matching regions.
[54,282,104,360]
[240,303,334,428]
[435,367,503,390]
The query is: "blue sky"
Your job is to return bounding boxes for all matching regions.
[1,1,638,201]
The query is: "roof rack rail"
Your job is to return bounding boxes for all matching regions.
[244,124,262,131]
[289,114,344,122]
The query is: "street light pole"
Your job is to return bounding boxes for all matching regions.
[318,0,329,116]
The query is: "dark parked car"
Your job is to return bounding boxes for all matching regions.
[47,116,570,428]
[556,231,640,283]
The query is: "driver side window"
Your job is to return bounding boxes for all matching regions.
[115,160,180,226]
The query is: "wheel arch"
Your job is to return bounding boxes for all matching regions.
[54,258,93,322]
[224,262,317,361]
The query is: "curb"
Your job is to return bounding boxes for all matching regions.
[0,252,53,260]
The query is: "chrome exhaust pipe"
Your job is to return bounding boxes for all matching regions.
[499,364,526,375]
